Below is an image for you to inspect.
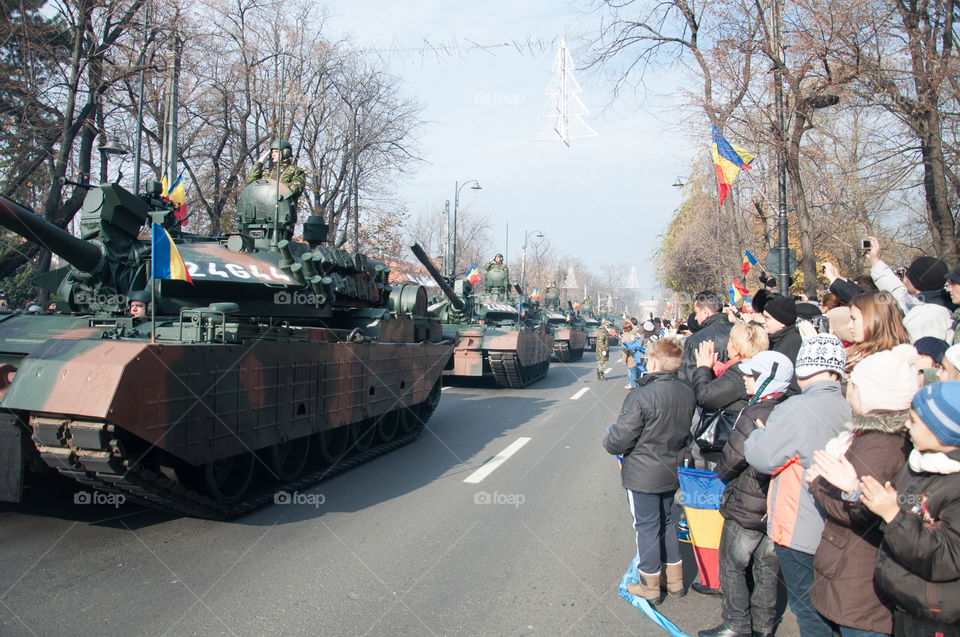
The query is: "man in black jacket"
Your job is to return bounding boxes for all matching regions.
[603,338,696,605]
[679,291,732,385]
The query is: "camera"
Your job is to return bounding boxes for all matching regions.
[861,238,872,251]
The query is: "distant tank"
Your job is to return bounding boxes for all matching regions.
[0,179,451,519]
[539,289,586,362]
[412,244,553,388]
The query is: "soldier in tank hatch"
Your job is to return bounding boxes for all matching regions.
[128,290,149,319]
[485,253,508,272]
[247,139,306,204]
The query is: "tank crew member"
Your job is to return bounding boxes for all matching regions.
[596,319,610,380]
[485,253,508,272]
[546,281,560,295]
[247,139,306,203]
[128,289,150,319]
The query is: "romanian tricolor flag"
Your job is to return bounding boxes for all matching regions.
[732,278,749,303]
[161,168,188,226]
[712,126,754,206]
[678,467,726,590]
[530,287,540,301]
[465,264,481,285]
[741,250,757,275]
[151,223,193,283]
[519,299,525,317]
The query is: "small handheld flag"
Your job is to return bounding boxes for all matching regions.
[151,223,193,283]
[741,249,757,275]
[712,126,754,206]
[465,265,481,285]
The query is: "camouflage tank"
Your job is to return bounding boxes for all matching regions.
[539,290,586,362]
[412,245,553,388]
[0,179,451,519]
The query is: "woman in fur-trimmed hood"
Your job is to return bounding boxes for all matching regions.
[806,345,918,635]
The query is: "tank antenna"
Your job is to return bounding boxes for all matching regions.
[132,0,150,192]
[271,44,286,252]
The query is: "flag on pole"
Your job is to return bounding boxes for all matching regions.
[531,287,540,301]
[732,278,749,303]
[519,299,525,317]
[712,126,754,206]
[728,285,737,306]
[465,265,482,285]
[678,467,726,590]
[741,250,758,275]
[151,223,193,283]
[161,168,188,226]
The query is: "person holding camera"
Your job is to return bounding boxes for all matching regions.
[247,139,306,204]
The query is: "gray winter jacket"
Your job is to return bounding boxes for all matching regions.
[743,380,852,554]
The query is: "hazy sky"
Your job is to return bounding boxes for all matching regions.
[326,0,700,296]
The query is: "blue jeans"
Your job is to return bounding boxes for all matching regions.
[628,490,681,573]
[628,366,640,388]
[718,518,780,634]
[775,544,836,637]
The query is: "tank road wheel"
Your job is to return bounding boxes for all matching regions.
[416,380,442,423]
[265,437,311,482]
[350,420,376,452]
[318,426,349,464]
[398,407,420,435]
[201,452,255,504]
[375,412,400,443]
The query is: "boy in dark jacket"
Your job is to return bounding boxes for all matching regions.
[603,338,696,605]
[699,351,794,637]
[862,381,960,635]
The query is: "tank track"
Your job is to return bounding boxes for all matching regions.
[32,406,433,520]
[488,351,550,388]
[552,342,584,362]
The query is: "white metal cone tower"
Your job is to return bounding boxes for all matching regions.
[534,38,598,147]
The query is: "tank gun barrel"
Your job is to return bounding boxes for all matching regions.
[410,242,464,312]
[0,195,103,272]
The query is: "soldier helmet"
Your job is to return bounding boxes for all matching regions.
[494,253,503,259]
[270,139,293,160]
[128,289,150,304]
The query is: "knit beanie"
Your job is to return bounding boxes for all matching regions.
[914,336,950,365]
[740,351,794,400]
[794,333,847,379]
[796,302,821,320]
[849,344,920,413]
[912,381,960,447]
[906,256,948,292]
[825,306,854,343]
[945,344,960,371]
[764,295,798,326]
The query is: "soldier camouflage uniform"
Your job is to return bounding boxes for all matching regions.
[596,322,610,379]
[246,160,306,201]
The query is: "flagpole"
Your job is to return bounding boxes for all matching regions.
[150,224,156,344]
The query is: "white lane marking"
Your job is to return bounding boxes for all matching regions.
[605,367,613,374]
[441,386,451,391]
[570,387,589,400]
[463,437,532,484]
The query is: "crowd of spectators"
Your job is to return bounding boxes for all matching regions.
[603,236,960,637]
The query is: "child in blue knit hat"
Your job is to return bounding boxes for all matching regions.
[861,381,960,635]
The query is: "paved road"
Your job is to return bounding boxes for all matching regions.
[1,356,800,637]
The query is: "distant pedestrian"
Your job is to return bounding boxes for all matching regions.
[596,319,610,380]
[603,338,695,605]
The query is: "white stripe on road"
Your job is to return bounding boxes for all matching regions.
[570,387,589,400]
[605,367,613,374]
[463,437,532,484]
[441,386,451,391]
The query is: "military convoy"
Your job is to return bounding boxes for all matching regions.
[412,245,553,388]
[0,179,452,519]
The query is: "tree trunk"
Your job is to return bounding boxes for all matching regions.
[918,106,957,261]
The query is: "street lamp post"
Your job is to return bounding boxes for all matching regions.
[452,179,481,277]
[520,229,543,294]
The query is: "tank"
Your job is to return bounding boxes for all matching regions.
[0,180,452,519]
[539,291,586,362]
[412,244,553,388]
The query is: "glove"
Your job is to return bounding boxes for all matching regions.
[602,350,608,357]
[258,149,270,164]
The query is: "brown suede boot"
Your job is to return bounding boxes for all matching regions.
[664,561,685,597]
[626,568,664,605]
